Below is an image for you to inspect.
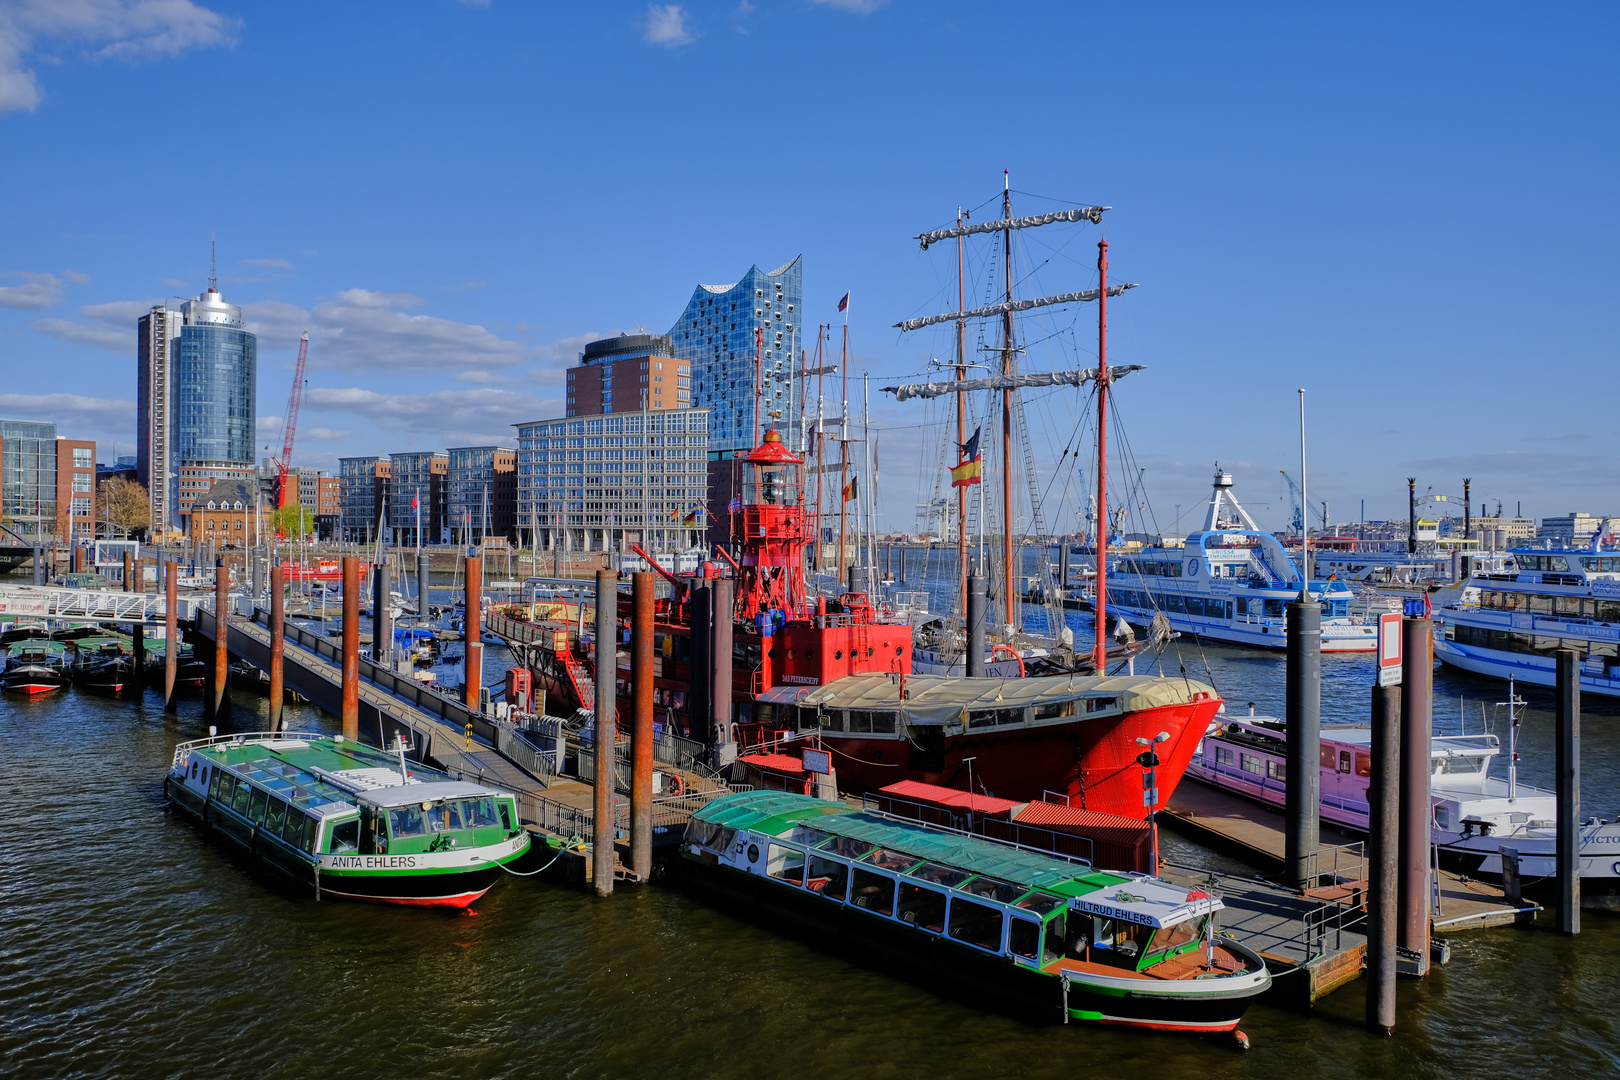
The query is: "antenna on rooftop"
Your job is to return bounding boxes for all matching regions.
[209,232,217,291]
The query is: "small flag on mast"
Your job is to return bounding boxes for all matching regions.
[951,424,983,488]
[843,474,858,503]
[837,292,850,313]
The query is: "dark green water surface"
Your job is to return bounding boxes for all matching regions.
[3,647,1619,1079]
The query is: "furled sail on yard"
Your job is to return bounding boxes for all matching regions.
[881,365,1143,401]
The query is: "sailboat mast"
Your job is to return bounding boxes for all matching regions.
[1094,239,1110,674]
[1000,174,1017,632]
[955,206,968,619]
[838,321,850,588]
[813,325,826,575]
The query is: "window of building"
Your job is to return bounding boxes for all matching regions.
[72,448,92,467]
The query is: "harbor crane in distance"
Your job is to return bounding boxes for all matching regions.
[1280,470,1330,535]
[273,331,310,509]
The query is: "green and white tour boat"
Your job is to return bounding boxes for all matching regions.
[681,791,1270,1033]
[166,731,531,907]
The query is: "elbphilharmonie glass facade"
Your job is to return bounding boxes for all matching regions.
[667,256,802,456]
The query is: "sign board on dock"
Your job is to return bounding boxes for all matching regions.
[1378,612,1402,686]
[802,748,831,775]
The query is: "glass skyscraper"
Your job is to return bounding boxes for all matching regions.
[174,289,256,470]
[0,419,58,536]
[667,256,802,456]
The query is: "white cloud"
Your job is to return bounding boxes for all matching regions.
[243,256,293,270]
[62,269,90,284]
[305,386,555,446]
[241,299,310,351]
[0,392,136,444]
[304,427,351,440]
[334,288,425,309]
[308,293,522,372]
[0,0,241,113]
[256,415,283,436]
[807,0,887,11]
[0,271,63,309]
[644,4,693,46]
[35,297,156,349]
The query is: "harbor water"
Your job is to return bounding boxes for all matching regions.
[5,576,1620,1078]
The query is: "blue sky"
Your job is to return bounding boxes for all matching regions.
[0,1,1615,534]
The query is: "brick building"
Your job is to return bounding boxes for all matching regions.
[193,478,269,548]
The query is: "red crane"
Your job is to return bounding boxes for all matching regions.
[275,331,310,509]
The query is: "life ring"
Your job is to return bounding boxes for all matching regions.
[668,774,686,797]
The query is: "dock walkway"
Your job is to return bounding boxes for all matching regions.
[1163,782,1541,933]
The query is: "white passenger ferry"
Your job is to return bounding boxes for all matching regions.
[1104,470,1377,652]
[1435,535,1620,697]
[1186,702,1620,901]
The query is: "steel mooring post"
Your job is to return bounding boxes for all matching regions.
[1285,597,1322,888]
[1556,648,1581,933]
[1398,614,1432,975]
[341,556,360,741]
[593,568,616,897]
[211,557,229,721]
[269,562,286,733]
[1367,682,1401,1034]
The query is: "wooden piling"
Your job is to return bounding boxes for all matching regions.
[211,558,229,720]
[1398,615,1432,974]
[132,616,146,690]
[1556,648,1581,933]
[593,568,616,896]
[631,571,654,883]
[1367,683,1401,1034]
[163,560,178,712]
[711,577,734,759]
[341,556,360,741]
[124,550,134,592]
[464,555,482,714]
[269,562,285,733]
[1285,598,1322,888]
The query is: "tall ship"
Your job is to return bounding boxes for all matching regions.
[1435,535,1620,696]
[1103,469,1378,652]
[490,189,1224,818]
[165,731,531,906]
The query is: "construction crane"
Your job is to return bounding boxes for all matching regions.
[1279,470,1329,534]
[274,331,310,509]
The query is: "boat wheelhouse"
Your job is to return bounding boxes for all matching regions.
[165,731,530,907]
[2,639,70,695]
[1186,711,1620,897]
[682,791,1270,1032]
[1436,545,1620,696]
[1104,469,1376,652]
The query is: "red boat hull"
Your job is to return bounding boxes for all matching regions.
[813,696,1221,819]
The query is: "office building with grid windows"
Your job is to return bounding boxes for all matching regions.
[447,446,517,544]
[565,334,691,417]
[515,408,709,554]
[387,451,447,547]
[339,456,389,543]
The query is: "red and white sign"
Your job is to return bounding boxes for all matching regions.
[1378,612,1403,686]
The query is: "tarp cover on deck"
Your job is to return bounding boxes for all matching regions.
[796,673,1215,727]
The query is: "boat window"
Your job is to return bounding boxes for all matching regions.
[1338,751,1352,774]
[1145,916,1205,961]
[868,711,897,734]
[1164,594,1185,614]
[326,818,360,854]
[805,854,849,900]
[1264,599,1285,617]
[1215,746,1234,766]
[1042,912,1069,966]
[850,868,896,915]
[861,848,919,873]
[967,709,1000,730]
[1435,806,1452,829]
[1355,752,1372,778]
[264,798,288,836]
[209,768,226,801]
[907,862,971,888]
[960,876,1023,903]
[426,802,464,832]
[1090,916,1148,970]
[1436,755,1486,776]
[1240,754,1264,776]
[897,882,947,932]
[388,806,428,837]
[1319,744,1338,770]
[282,811,310,850]
[1033,701,1074,720]
[947,896,1005,952]
[1084,697,1116,714]
[1582,556,1620,573]
[1184,596,1205,617]
[190,761,199,780]
[788,825,832,846]
[230,780,252,816]
[821,836,875,859]
[1267,760,1286,781]
[499,801,514,831]
[1008,917,1041,961]
[817,708,843,731]
[766,843,805,885]
[1014,891,1064,917]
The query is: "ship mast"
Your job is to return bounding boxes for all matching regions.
[955,207,968,618]
[837,319,850,588]
[1000,173,1017,633]
[1094,239,1111,673]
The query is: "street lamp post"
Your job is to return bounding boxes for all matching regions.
[1135,730,1171,874]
